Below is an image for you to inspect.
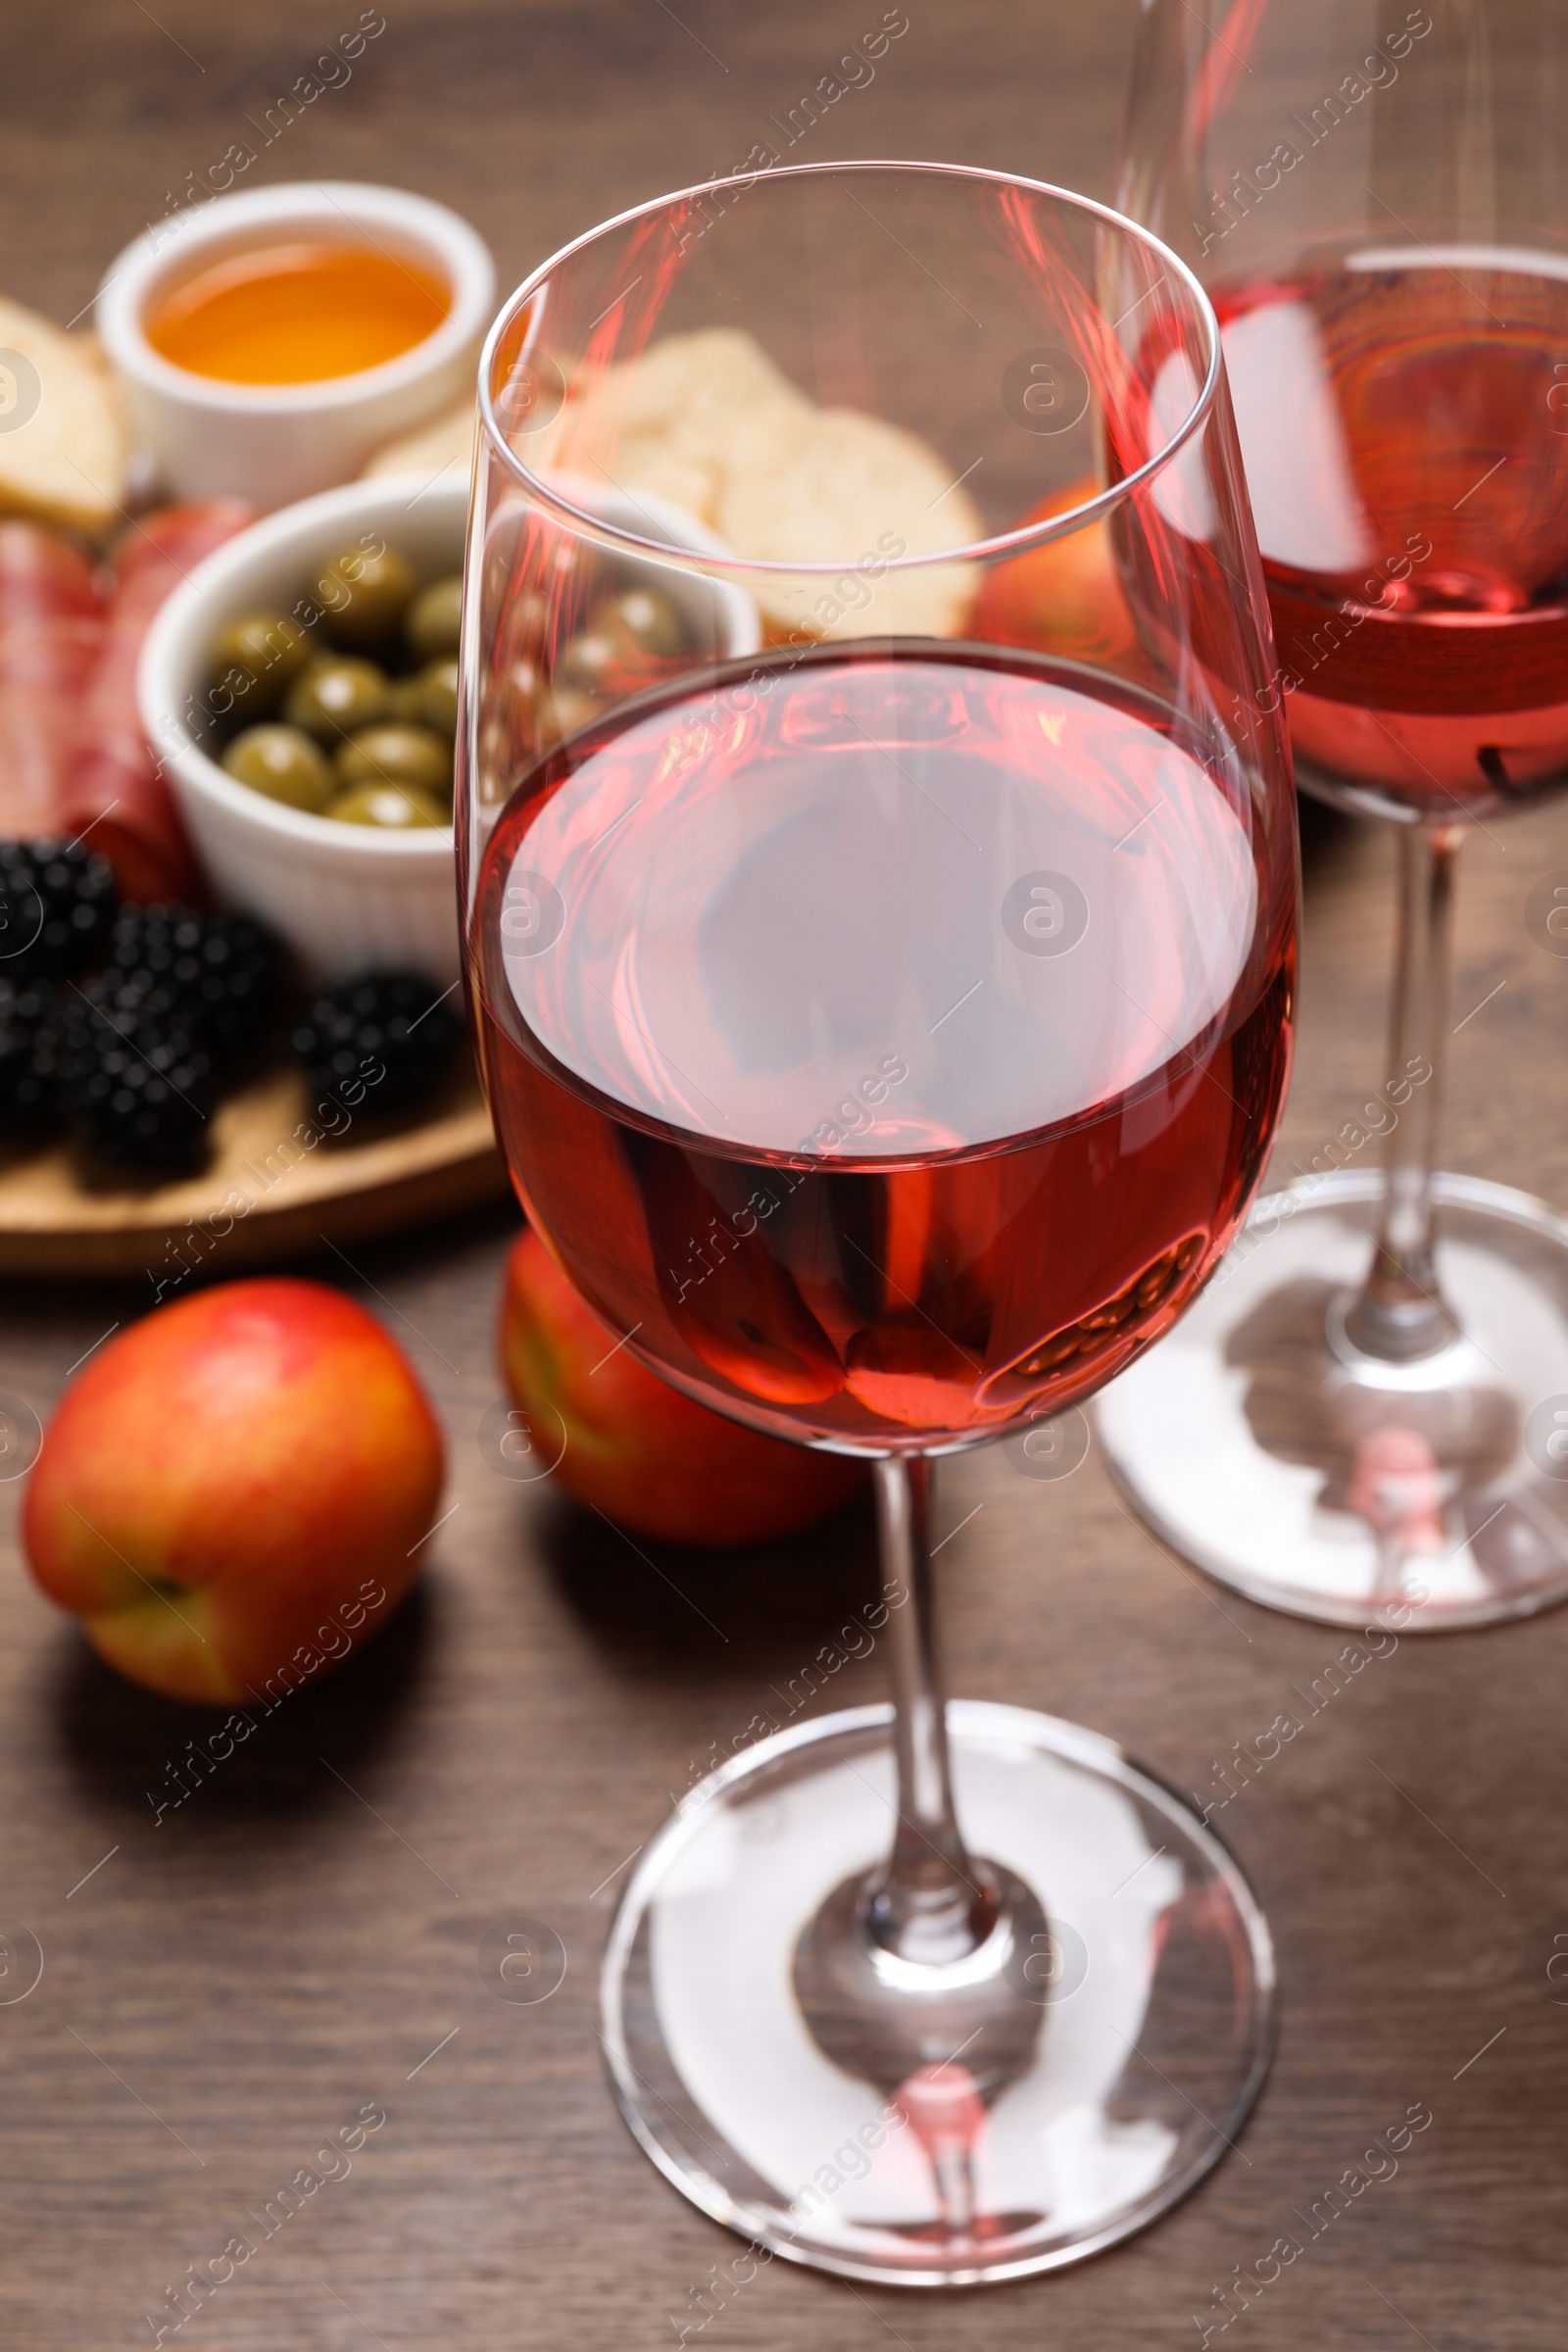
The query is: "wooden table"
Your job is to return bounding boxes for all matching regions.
[2,5,1564,2345]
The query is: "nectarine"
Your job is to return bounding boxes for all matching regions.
[499,1228,865,1545]
[24,1278,443,1705]
[971,477,1154,678]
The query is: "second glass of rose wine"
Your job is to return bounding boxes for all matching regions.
[1102,0,1568,1630]
[460,164,1298,2283]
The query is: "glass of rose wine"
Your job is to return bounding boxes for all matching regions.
[1104,0,1568,1627]
[1101,0,1568,1629]
[459,164,1298,2284]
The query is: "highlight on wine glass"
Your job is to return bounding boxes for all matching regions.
[1099,0,1568,1631]
[457,162,1298,2285]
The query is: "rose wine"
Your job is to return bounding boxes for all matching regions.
[1214,249,1568,815]
[472,646,1294,1451]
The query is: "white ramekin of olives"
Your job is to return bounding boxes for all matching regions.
[140,474,759,985]
[139,474,470,984]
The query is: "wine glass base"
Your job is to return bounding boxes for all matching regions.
[1096,1170,1568,1631]
[601,1700,1274,2287]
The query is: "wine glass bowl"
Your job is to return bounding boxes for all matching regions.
[1211,248,1568,823]
[459,163,1296,2282]
[1102,0,1568,1629]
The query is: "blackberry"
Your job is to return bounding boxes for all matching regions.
[0,977,62,1141]
[0,892,286,1177]
[99,905,285,1062]
[53,988,213,1179]
[0,840,117,980]
[42,907,283,1178]
[291,969,463,1122]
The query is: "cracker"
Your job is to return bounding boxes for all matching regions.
[717,406,982,638]
[550,327,811,531]
[370,329,984,640]
[0,299,128,537]
[362,396,476,483]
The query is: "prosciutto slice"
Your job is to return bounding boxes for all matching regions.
[58,499,256,900]
[0,524,106,837]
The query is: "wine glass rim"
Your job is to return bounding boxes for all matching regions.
[475,158,1223,573]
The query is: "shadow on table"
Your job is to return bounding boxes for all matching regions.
[49,1577,436,1825]
[1298,779,1361,881]
[538,1482,882,1673]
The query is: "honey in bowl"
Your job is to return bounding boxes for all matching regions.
[144,241,451,386]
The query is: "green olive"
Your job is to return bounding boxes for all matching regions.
[404,574,464,663]
[412,655,460,739]
[556,629,622,695]
[602,584,688,659]
[326,781,451,829]
[317,543,417,649]
[335,722,453,795]
[539,683,600,744]
[212,612,314,716]
[384,676,425,725]
[284,655,390,744]
[221,723,335,812]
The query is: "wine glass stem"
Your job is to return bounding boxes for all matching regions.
[869,1456,994,1964]
[1345,820,1462,1361]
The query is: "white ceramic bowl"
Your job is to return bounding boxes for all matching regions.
[98,181,495,509]
[137,473,760,987]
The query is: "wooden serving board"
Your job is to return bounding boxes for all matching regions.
[0,1061,507,1280]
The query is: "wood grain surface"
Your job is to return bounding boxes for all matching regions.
[2,5,1566,2347]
